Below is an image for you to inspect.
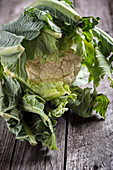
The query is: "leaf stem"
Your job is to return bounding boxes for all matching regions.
[22,119,37,146]
[43,28,62,38]
[95,26,113,43]
[30,0,81,22]
[0,44,25,56]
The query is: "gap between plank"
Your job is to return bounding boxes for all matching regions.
[63,113,68,170]
[63,1,75,170]
[9,139,17,170]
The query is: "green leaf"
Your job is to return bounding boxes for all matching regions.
[22,94,54,133]
[77,16,100,31]
[73,65,88,86]
[1,49,27,80]
[58,0,74,9]
[92,27,113,58]
[82,39,111,87]
[23,112,57,149]
[0,74,23,137]
[89,48,111,87]
[71,33,86,57]
[29,81,70,101]
[43,132,58,150]
[24,7,61,33]
[84,39,95,67]
[94,94,109,119]
[5,109,22,136]
[30,0,81,24]
[0,31,24,47]
[95,48,111,77]
[22,31,58,62]
[22,119,37,146]
[0,31,27,80]
[50,103,68,117]
[2,14,44,40]
[68,87,94,117]
[0,74,21,113]
[68,85,109,118]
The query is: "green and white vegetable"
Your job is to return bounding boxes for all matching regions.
[0,0,113,150]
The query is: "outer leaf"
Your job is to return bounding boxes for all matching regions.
[0,31,27,80]
[42,132,57,150]
[5,109,22,136]
[88,48,111,87]
[93,94,109,119]
[68,87,93,117]
[22,119,37,146]
[22,31,58,62]
[92,27,113,58]
[2,14,44,40]
[25,113,58,149]
[0,75,22,138]
[22,94,54,133]
[0,31,24,47]
[76,17,100,31]
[29,81,70,101]
[71,34,86,57]
[0,74,21,113]
[24,7,61,33]
[72,66,88,86]
[58,0,74,9]
[30,0,81,24]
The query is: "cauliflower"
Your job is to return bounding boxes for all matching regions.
[0,0,112,150]
[26,50,82,85]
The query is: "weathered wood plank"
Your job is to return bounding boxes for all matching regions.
[11,117,66,170]
[45,116,66,170]
[10,140,47,170]
[66,0,113,169]
[0,118,16,170]
[67,82,113,169]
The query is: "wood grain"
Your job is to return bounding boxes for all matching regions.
[45,116,67,170]
[0,0,113,170]
[66,0,113,169]
[0,118,16,170]
[10,117,66,170]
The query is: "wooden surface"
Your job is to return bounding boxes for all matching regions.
[0,0,113,170]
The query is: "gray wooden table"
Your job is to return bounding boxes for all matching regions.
[0,0,113,169]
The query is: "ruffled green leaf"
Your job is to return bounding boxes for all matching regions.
[0,74,21,113]
[0,31,27,80]
[2,14,44,40]
[94,94,109,119]
[24,7,61,33]
[92,27,113,58]
[28,81,70,101]
[22,31,58,62]
[88,48,111,87]
[68,86,109,118]
[68,87,94,117]
[30,0,81,24]
[71,33,86,57]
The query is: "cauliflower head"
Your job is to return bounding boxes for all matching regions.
[26,50,82,85]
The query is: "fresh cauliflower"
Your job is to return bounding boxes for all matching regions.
[0,0,112,150]
[26,50,82,85]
